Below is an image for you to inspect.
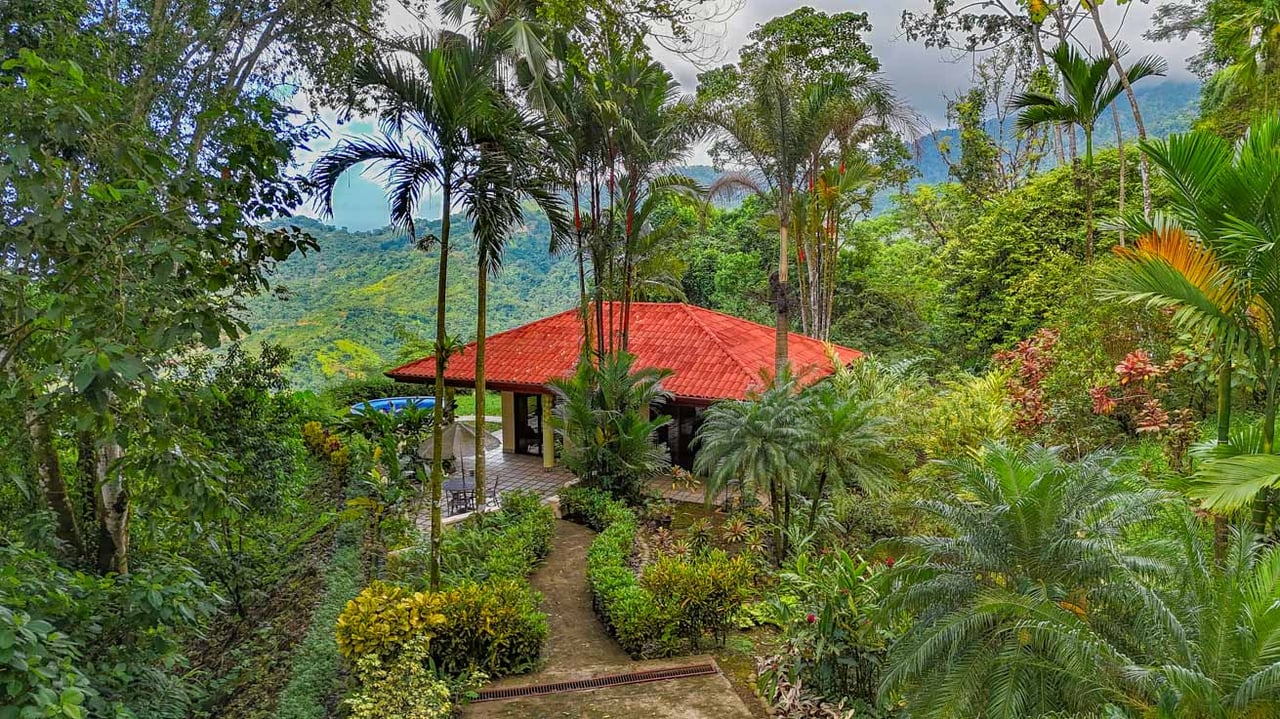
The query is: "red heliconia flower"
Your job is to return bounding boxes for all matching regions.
[1089,385,1118,415]
[1116,350,1161,385]
[806,613,817,624]
[840,161,846,174]
[884,556,895,568]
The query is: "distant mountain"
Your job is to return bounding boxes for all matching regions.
[244,215,578,389]
[911,80,1201,187]
[257,82,1203,387]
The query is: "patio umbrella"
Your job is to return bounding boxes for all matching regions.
[418,419,500,476]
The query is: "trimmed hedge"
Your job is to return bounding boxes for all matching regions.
[566,487,752,659]
[275,526,364,719]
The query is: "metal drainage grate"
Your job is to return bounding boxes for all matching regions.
[475,662,720,702]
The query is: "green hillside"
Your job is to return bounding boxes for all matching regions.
[244,214,579,388]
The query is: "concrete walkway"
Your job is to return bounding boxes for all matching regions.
[465,520,756,719]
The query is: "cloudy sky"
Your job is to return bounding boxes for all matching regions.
[303,0,1202,229]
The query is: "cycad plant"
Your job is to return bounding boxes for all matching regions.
[1099,116,1280,529]
[878,442,1167,718]
[311,30,513,590]
[694,370,811,565]
[550,351,672,504]
[1128,520,1280,718]
[1013,42,1166,260]
[801,381,897,535]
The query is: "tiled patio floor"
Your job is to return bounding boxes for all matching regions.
[414,451,574,531]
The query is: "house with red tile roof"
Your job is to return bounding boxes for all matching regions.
[387,302,861,469]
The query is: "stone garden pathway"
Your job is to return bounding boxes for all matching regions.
[464,519,757,719]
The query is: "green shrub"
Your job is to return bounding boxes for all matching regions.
[389,490,555,587]
[334,579,546,678]
[430,580,547,677]
[571,488,751,659]
[344,636,458,719]
[274,537,363,719]
[643,550,754,647]
[560,486,633,531]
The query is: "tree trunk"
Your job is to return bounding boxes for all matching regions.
[95,442,128,575]
[1113,103,1126,248]
[1087,3,1154,219]
[474,249,489,513]
[775,219,790,377]
[25,404,83,556]
[807,470,829,536]
[1084,128,1095,263]
[428,180,452,592]
[1215,354,1232,563]
[769,475,783,567]
[1253,364,1278,534]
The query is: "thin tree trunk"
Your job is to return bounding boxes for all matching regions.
[807,470,829,535]
[1215,354,1232,563]
[95,442,128,575]
[769,476,783,567]
[25,404,83,555]
[775,217,791,376]
[474,247,489,514]
[1113,103,1126,247]
[1253,364,1277,534]
[1087,3,1153,219]
[428,180,453,592]
[1084,128,1095,263]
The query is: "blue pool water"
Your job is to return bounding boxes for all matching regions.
[350,396,436,414]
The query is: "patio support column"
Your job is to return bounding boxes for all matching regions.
[500,392,515,454]
[541,393,555,469]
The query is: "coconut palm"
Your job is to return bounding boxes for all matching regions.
[878,442,1167,718]
[1130,522,1280,718]
[1099,117,1280,529]
[801,381,898,535]
[311,30,514,590]
[1013,42,1166,260]
[694,370,811,565]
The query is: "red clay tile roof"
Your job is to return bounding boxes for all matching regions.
[387,302,862,403]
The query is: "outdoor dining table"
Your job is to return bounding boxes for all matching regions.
[444,476,476,514]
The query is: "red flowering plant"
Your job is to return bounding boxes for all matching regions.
[993,328,1060,434]
[1090,349,1199,470]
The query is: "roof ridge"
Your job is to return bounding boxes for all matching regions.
[678,303,758,384]
[386,304,584,377]
[684,303,861,358]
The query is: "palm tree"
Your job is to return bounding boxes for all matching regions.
[550,351,672,504]
[441,1,571,513]
[311,31,511,591]
[694,370,811,565]
[1099,117,1280,530]
[1130,522,1280,717]
[801,381,897,535]
[701,49,850,374]
[878,443,1167,718]
[1013,42,1166,261]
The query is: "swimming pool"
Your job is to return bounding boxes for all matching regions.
[349,396,437,414]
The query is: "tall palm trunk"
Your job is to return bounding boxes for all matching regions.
[1113,103,1126,247]
[428,180,453,592]
[807,470,828,535]
[775,207,791,376]
[1087,3,1153,219]
[1084,127,1095,262]
[1254,364,1279,534]
[769,474,784,567]
[474,246,489,513]
[1215,354,1232,562]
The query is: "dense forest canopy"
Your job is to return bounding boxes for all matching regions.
[6,1,1280,718]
